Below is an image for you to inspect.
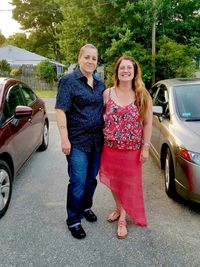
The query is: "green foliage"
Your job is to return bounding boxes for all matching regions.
[156,36,197,79]
[57,0,199,83]
[103,30,152,85]
[33,89,56,97]
[0,60,11,76]
[6,0,200,83]
[156,0,200,44]
[12,0,64,61]
[5,33,31,50]
[0,32,6,46]
[36,60,57,83]
[57,0,100,63]
[11,68,22,76]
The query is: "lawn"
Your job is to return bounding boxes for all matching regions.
[33,89,57,98]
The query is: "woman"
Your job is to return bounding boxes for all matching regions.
[55,44,105,239]
[99,55,152,239]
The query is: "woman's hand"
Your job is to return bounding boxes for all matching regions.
[61,139,71,155]
[140,146,149,163]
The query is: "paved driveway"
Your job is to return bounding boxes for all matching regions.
[43,97,56,121]
[1,99,200,266]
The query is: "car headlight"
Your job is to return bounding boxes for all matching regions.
[177,147,200,165]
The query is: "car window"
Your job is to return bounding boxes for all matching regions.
[153,84,169,118]
[174,84,200,120]
[21,86,37,106]
[6,85,25,117]
[0,102,10,126]
[0,111,3,127]
[149,84,159,99]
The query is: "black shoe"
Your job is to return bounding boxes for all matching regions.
[84,209,97,222]
[69,224,86,239]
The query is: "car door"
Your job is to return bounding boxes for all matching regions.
[150,84,170,159]
[5,84,33,170]
[20,85,44,151]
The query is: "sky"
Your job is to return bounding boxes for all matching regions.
[0,0,24,37]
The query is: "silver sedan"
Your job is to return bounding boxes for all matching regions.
[150,78,200,202]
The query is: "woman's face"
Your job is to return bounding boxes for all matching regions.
[78,47,98,76]
[118,59,134,82]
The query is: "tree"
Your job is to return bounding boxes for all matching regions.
[5,33,31,50]
[57,0,102,63]
[36,60,56,83]
[11,0,199,83]
[55,1,155,84]
[12,0,64,61]
[0,32,6,47]
[156,0,200,45]
[0,60,11,76]
[156,36,197,79]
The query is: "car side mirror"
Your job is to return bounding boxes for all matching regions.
[15,106,33,118]
[153,106,163,116]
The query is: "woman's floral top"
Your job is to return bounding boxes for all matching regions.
[104,89,143,150]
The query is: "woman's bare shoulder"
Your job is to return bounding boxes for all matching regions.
[103,88,109,96]
[103,87,113,104]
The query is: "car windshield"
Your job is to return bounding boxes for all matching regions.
[174,84,200,121]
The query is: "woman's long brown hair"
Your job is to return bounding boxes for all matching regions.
[114,55,151,121]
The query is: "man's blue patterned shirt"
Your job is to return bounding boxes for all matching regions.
[55,68,105,152]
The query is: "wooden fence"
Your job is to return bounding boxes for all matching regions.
[13,65,57,90]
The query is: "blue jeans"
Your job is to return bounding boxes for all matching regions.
[66,147,101,227]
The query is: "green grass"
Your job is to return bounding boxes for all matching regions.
[33,89,57,98]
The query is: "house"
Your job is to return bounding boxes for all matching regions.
[0,45,66,76]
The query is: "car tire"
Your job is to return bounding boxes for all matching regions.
[37,121,49,151]
[164,148,176,198]
[0,160,12,219]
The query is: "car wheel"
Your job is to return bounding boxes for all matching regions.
[164,148,176,198]
[37,121,49,151]
[0,160,12,218]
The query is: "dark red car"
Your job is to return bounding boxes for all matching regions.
[0,78,49,218]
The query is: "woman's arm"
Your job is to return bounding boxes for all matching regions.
[56,109,71,155]
[103,88,110,106]
[102,88,110,115]
[140,98,153,163]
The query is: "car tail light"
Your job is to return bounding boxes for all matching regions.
[177,147,200,165]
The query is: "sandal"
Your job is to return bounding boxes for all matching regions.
[117,220,128,239]
[107,208,120,222]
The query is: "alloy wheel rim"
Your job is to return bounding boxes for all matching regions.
[0,169,10,211]
[165,155,170,190]
[43,124,49,146]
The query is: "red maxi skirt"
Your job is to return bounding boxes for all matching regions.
[99,145,147,227]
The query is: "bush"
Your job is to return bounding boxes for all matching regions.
[156,36,197,80]
[0,60,11,76]
[36,60,56,83]
[11,68,22,76]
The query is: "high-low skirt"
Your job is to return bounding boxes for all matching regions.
[99,145,147,227]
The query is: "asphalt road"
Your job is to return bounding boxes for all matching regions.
[1,99,200,267]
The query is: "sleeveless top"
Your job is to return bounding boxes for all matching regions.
[103,88,143,150]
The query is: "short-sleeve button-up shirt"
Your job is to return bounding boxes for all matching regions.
[55,68,105,152]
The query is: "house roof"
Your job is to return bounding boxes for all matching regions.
[0,45,65,67]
